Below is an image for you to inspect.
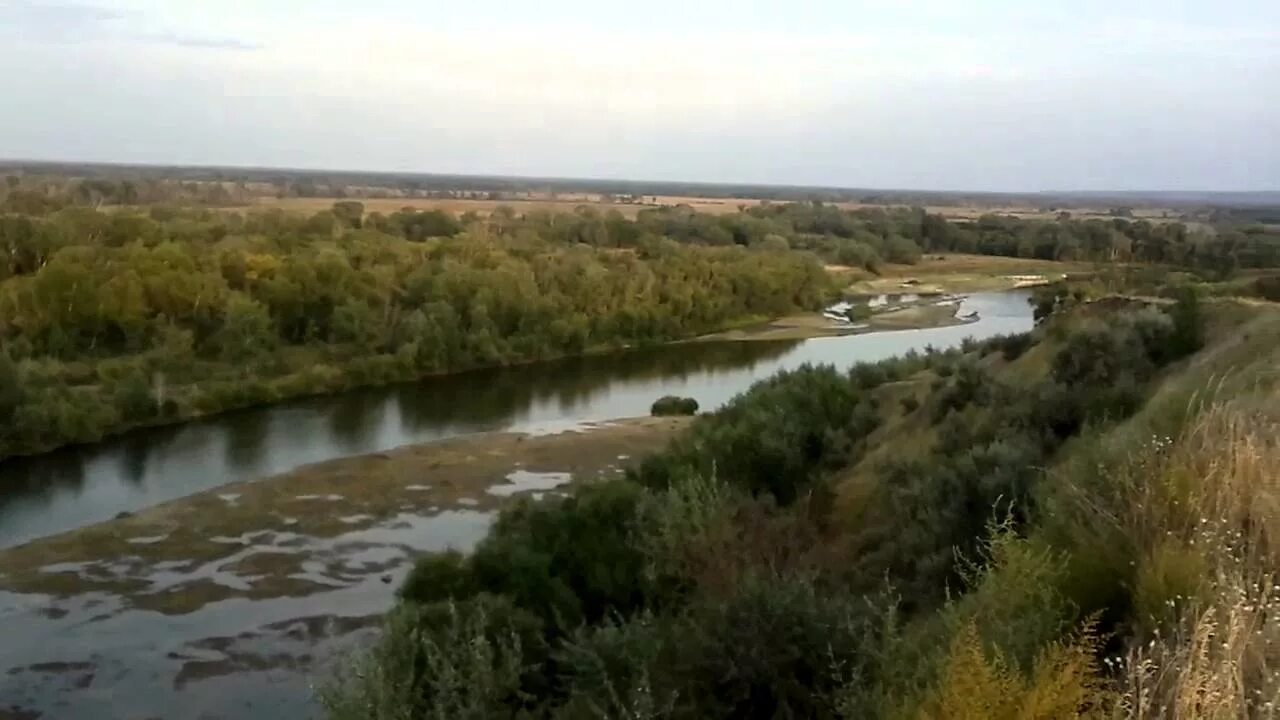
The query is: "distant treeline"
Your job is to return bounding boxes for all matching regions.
[5,187,1279,279]
[3,161,1278,213]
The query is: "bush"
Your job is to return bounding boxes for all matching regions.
[986,332,1034,361]
[663,577,875,719]
[650,395,699,416]
[885,235,922,264]
[472,480,658,627]
[909,621,1111,719]
[399,551,477,605]
[115,370,157,423]
[321,595,545,720]
[554,614,678,719]
[557,576,876,720]
[1165,285,1204,360]
[834,239,882,271]
[634,365,874,504]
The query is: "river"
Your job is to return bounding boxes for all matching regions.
[0,291,1032,719]
[0,292,1032,550]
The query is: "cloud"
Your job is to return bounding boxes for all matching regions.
[0,0,260,50]
[0,0,1274,190]
[0,1,123,37]
[133,31,262,51]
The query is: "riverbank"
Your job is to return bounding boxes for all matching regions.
[837,253,1092,295]
[697,296,971,342]
[0,417,689,718]
[0,416,688,604]
[0,316,765,466]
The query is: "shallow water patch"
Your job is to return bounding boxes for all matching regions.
[486,470,572,498]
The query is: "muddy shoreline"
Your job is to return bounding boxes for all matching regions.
[0,417,689,719]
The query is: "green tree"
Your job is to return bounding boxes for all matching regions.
[331,201,365,229]
[214,293,277,361]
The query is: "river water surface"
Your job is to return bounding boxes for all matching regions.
[0,292,1031,549]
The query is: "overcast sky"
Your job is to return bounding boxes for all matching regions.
[1,0,1277,191]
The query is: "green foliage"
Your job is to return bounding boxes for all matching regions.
[633,364,876,504]
[0,348,20,422]
[475,481,658,627]
[115,369,156,423]
[834,239,882,271]
[321,595,545,720]
[0,205,834,460]
[211,293,276,361]
[884,235,922,264]
[399,551,477,604]
[853,305,1190,605]
[401,480,659,628]
[988,332,1034,360]
[649,395,698,416]
[554,614,678,719]
[552,576,876,720]
[1166,285,1205,359]
[331,201,365,229]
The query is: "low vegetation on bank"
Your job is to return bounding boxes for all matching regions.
[326,289,1280,718]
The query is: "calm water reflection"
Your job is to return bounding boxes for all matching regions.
[0,292,1032,548]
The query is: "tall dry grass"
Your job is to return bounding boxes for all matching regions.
[1065,396,1280,719]
[916,620,1111,720]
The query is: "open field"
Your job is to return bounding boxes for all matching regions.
[839,253,1098,295]
[239,196,650,218]
[239,195,1183,222]
[238,194,765,219]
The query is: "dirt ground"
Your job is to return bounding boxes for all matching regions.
[842,254,1095,295]
[696,299,967,342]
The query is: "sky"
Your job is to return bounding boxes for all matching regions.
[0,0,1277,191]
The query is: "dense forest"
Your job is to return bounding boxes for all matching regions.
[0,201,831,460]
[326,289,1280,718]
[2,173,1278,462]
